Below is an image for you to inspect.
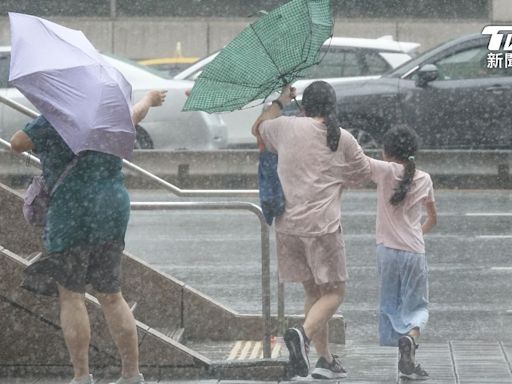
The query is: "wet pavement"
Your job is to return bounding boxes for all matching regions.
[5,340,512,382]
[3,189,511,383]
[125,189,512,344]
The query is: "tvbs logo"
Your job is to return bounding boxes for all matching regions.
[481,26,512,69]
[482,26,512,50]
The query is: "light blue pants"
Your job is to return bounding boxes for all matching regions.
[376,244,429,346]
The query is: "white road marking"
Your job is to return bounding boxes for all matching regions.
[465,213,512,217]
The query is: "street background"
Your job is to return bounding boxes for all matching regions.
[126,188,512,345]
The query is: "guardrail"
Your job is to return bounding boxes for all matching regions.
[2,147,511,189]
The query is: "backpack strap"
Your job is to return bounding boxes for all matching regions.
[49,156,79,196]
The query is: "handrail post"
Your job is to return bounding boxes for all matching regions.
[260,220,271,358]
[277,281,285,336]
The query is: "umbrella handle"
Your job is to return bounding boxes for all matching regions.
[292,97,301,112]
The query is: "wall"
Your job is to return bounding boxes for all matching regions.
[0,16,495,60]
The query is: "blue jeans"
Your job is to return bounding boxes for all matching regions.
[376,244,429,346]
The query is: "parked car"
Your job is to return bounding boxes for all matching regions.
[175,35,420,148]
[317,33,511,149]
[0,46,227,150]
[138,56,199,77]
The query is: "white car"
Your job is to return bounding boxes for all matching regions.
[175,36,420,148]
[0,46,228,150]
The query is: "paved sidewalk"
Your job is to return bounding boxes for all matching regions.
[2,341,512,383]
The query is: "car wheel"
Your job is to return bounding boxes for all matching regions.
[346,127,380,149]
[134,125,153,149]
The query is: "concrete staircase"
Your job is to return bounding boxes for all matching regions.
[0,182,345,380]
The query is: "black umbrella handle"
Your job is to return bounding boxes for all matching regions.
[292,97,301,112]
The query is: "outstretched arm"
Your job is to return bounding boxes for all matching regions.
[251,85,296,137]
[132,90,167,126]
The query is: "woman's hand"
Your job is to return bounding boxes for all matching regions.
[132,90,167,125]
[277,85,296,106]
[145,90,167,107]
[10,130,33,153]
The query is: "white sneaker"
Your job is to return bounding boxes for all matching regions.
[69,374,94,384]
[109,373,145,384]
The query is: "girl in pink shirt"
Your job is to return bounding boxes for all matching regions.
[367,126,437,380]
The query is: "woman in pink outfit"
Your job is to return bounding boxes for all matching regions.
[366,126,437,381]
[253,81,370,379]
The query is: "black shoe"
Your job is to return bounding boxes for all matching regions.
[398,335,416,375]
[400,363,429,380]
[311,354,347,379]
[284,327,310,377]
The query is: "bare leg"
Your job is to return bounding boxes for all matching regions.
[302,282,345,361]
[408,327,420,342]
[58,284,91,380]
[302,280,328,358]
[96,292,140,378]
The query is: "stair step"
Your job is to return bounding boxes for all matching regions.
[129,301,137,312]
[155,327,185,342]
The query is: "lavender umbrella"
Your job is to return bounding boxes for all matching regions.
[8,12,136,159]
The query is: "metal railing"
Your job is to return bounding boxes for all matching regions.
[0,94,286,358]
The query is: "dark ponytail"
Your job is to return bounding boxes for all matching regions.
[325,111,340,151]
[390,156,416,205]
[302,81,340,151]
[382,127,419,205]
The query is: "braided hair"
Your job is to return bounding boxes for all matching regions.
[382,127,419,205]
[302,81,340,151]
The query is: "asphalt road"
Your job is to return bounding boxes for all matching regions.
[125,188,512,344]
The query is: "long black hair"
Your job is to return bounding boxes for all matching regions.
[382,126,419,205]
[301,81,340,151]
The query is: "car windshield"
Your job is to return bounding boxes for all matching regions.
[384,34,487,78]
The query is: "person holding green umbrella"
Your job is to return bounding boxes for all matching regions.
[253,81,371,379]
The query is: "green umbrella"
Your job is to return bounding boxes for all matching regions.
[183,0,333,113]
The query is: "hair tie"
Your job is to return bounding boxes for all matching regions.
[408,156,415,161]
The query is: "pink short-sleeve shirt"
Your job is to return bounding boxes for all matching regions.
[368,157,435,254]
[259,116,371,236]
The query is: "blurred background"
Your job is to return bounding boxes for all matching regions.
[0,0,507,60]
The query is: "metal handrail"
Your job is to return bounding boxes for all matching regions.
[0,94,259,198]
[0,95,276,357]
[131,202,271,357]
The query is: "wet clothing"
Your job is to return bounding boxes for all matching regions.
[276,226,347,284]
[21,115,130,294]
[22,242,124,295]
[258,116,370,283]
[376,244,429,346]
[368,158,434,345]
[259,116,370,237]
[368,158,435,254]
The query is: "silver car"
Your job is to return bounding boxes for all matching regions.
[175,36,420,148]
[0,46,228,150]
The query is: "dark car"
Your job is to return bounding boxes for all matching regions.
[320,33,511,149]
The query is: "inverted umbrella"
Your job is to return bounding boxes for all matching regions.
[183,0,333,113]
[9,12,135,159]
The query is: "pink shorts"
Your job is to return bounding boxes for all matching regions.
[276,227,347,285]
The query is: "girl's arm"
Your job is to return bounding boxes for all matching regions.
[132,90,167,126]
[10,131,33,153]
[422,201,437,234]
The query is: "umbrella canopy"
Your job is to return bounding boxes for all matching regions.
[183,0,333,113]
[9,12,135,159]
